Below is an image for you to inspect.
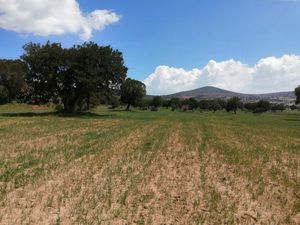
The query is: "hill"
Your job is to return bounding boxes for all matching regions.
[162,86,296,102]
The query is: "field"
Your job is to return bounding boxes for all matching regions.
[0,104,299,225]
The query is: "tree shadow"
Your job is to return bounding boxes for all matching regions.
[0,111,116,119]
[284,118,300,122]
[108,109,129,112]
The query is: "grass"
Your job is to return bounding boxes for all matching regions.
[0,103,299,224]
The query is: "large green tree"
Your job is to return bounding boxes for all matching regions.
[71,43,127,110]
[22,41,127,112]
[120,78,146,110]
[295,86,300,105]
[21,42,65,105]
[0,59,26,103]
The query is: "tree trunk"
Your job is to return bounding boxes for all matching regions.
[62,99,68,113]
[86,93,90,110]
[126,103,130,111]
[62,98,76,113]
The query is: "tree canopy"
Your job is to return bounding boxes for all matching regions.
[244,100,271,113]
[182,98,198,111]
[226,97,242,114]
[170,98,181,111]
[21,41,127,112]
[120,78,146,110]
[151,96,163,108]
[0,59,26,103]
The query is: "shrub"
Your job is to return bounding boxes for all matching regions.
[55,103,64,112]
[150,106,158,111]
[109,96,120,109]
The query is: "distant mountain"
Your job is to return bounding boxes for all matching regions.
[155,86,295,102]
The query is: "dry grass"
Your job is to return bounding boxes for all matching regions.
[0,105,299,224]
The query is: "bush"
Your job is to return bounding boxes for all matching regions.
[271,103,286,111]
[109,96,120,109]
[182,98,198,110]
[162,100,171,108]
[55,103,64,112]
[244,100,272,113]
[290,105,299,110]
[254,100,271,113]
[170,98,181,111]
[150,106,158,111]
[198,100,210,110]
[151,96,163,108]
[208,100,222,112]
[244,102,257,112]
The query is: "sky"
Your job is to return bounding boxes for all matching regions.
[1,0,300,95]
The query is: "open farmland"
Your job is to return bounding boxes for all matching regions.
[0,104,299,225]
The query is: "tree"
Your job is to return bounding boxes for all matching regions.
[271,103,286,111]
[120,78,146,110]
[244,100,272,113]
[187,98,199,110]
[208,100,222,113]
[0,59,26,103]
[170,98,181,111]
[253,100,271,113]
[226,97,242,114]
[295,86,300,105]
[181,98,198,111]
[198,100,210,110]
[138,98,151,110]
[0,85,9,104]
[21,42,63,105]
[21,41,127,112]
[151,96,163,108]
[162,99,171,108]
[197,99,223,112]
[244,102,257,112]
[217,99,227,109]
[71,43,127,110]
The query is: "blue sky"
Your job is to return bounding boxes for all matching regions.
[1,0,300,94]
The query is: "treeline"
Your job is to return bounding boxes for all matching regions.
[1,42,300,113]
[139,96,297,114]
[0,42,147,112]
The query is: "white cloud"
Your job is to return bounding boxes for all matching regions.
[252,55,300,93]
[201,59,254,92]
[0,0,120,40]
[144,55,300,95]
[144,66,201,95]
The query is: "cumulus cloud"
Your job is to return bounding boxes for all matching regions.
[144,55,300,95]
[200,59,254,92]
[0,0,120,40]
[144,66,202,95]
